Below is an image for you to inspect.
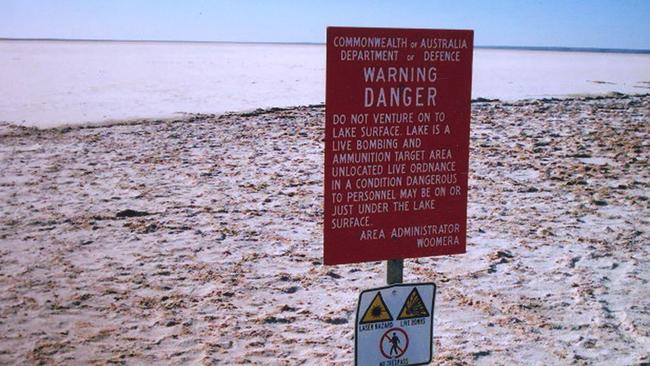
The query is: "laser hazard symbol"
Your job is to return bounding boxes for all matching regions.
[355,283,436,366]
[360,292,393,324]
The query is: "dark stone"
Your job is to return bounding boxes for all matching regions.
[116,209,151,218]
[263,316,293,324]
[472,350,492,359]
[283,286,299,294]
[280,305,297,312]
[322,317,348,325]
[326,271,342,279]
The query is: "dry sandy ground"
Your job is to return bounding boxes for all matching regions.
[0,94,648,365]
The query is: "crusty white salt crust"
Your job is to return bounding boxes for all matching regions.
[0,95,648,365]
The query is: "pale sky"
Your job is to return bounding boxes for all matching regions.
[1,0,649,49]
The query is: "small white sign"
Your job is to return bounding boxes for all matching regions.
[355,283,436,366]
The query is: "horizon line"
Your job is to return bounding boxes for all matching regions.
[1,37,649,54]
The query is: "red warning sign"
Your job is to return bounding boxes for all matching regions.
[324,27,474,265]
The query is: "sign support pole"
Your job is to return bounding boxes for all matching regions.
[386,259,403,284]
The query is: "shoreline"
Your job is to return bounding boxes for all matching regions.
[2,92,647,134]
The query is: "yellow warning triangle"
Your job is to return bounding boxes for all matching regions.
[360,292,393,324]
[397,288,430,320]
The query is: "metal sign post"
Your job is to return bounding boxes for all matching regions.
[386,259,404,285]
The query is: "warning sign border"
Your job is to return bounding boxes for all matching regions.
[355,282,437,366]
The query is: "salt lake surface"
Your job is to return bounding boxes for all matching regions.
[1,40,649,128]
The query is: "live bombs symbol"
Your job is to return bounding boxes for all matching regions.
[397,288,430,320]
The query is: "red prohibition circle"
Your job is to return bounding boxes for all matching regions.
[380,327,409,359]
